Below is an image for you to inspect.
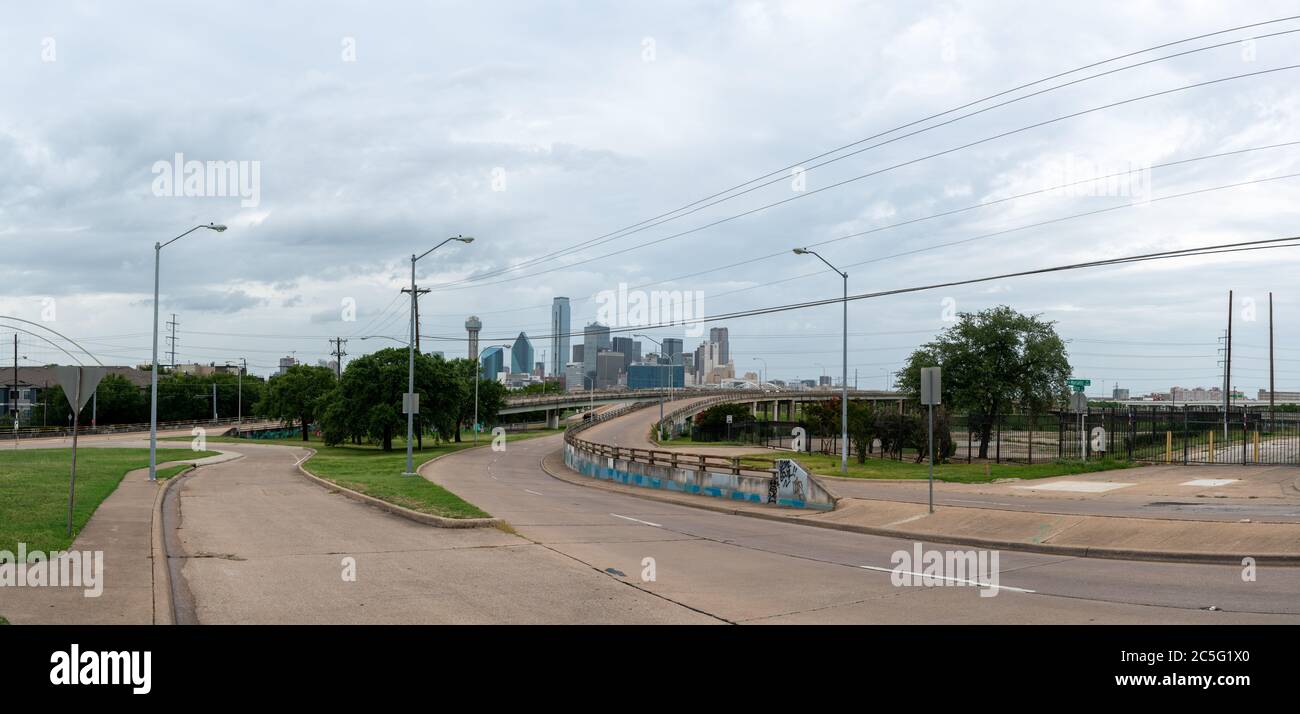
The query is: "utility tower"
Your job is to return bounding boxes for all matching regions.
[165,313,179,369]
[329,337,348,379]
[401,286,431,355]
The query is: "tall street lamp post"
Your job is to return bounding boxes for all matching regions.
[794,248,848,475]
[150,223,226,481]
[403,236,474,476]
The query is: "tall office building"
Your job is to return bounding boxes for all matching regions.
[709,327,729,366]
[510,332,534,374]
[550,297,570,378]
[572,344,584,364]
[596,352,624,389]
[662,337,683,365]
[465,316,482,361]
[583,322,610,378]
[564,363,586,392]
[611,336,641,371]
[481,346,504,380]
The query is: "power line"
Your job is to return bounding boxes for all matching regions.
[428,17,1300,289]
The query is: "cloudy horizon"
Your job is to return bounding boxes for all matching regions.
[3,1,1300,398]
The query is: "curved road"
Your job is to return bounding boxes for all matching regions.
[162,418,1300,623]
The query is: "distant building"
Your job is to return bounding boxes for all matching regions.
[662,338,683,365]
[596,351,623,389]
[612,336,641,371]
[709,327,730,366]
[1258,390,1300,403]
[481,346,505,380]
[278,356,298,375]
[550,298,570,378]
[533,361,545,378]
[1112,387,1130,400]
[583,322,610,378]
[465,316,482,361]
[565,363,587,392]
[572,344,584,364]
[628,363,684,389]
[510,332,534,375]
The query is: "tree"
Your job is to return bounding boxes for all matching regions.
[93,374,148,424]
[899,306,1070,459]
[695,402,753,438]
[257,364,336,440]
[317,348,462,451]
[448,358,505,442]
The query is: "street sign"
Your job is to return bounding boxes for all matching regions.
[53,366,107,412]
[920,367,941,406]
[1066,378,1091,393]
[402,392,420,415]
[725,414,733,424]
[1070,392,1089,413]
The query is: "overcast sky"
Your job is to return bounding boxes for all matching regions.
[3,1,1299,396]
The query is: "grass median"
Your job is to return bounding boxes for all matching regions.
[738,451,1138,483]
[0,447,219,554]
[167,429,563,520]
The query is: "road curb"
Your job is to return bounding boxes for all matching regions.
[150,449,244,625]
[540,449,1300,566]
[295,448,502,529]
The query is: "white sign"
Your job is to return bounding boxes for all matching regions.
[920,367,941,405]
[401,392,419,415]
[725,414,733,424]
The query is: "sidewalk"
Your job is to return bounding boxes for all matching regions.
[541,450,1300,564]
[0,449,240,624]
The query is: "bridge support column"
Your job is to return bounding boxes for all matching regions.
[546,409,559,429]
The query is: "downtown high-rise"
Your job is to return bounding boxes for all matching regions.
[550,297,570,378]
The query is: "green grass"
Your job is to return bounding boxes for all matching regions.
[0,447,219,554]
[167,429,564,519]
[155,463,196,481]
[739,451,1139,484]
[0,616,8,625]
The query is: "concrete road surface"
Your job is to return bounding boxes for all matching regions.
[424,435,1300,623]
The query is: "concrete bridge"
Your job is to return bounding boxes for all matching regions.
[500,387,904,428]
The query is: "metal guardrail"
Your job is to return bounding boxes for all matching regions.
[5,416,272,440]
[507,387,900,409]
[564,397,777,477]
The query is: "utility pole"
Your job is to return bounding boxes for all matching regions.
[212,382,217,421]
[401,286,430,355]
[1225,290,1232,440]
[1269,292,1275,431]
[329,338,348,379]
[12,334,18,448]
[166,313,179,369]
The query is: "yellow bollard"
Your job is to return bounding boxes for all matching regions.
[1254,431,1260,463]
[1165,431,1172,463]
[1208,430,1214,464]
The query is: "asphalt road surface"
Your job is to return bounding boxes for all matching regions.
[164,433,1300,623]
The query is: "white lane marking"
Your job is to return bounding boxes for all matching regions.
[294,453,311,466]
[1013,480,1133,493]
[859,565,1036,594]
[523,489,544,496]
[610,513,662,528]
[1181,478,1238,487]
[948,498,1013,506]
[883,514,928,527]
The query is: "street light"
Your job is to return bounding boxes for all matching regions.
[473,344,510,446]
[403,235,473,476]
[793,247,848,475]
[224,358,246,434]
[150,223,226,482]
[753,357,767,390]
[634,334,671,441]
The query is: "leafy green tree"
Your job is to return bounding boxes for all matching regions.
[318,348,462,451]
[899,306,1070,459]
[448,358,505,442]
[256,364,336,440]
[93,374,148,424]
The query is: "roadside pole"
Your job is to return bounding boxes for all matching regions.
[920,367,941,514]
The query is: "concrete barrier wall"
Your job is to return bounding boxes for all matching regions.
[564,443,835,510]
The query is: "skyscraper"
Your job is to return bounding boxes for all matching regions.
[583,322,610,378]
[612,336,641,371]
[465,316,482,361]
[550,297,570,378]
[481,346,504,379]
[596,351,623,389]
[510,332,534,374]
[709,327,729,366]
[662,337,683,365]
[572,344,584,364]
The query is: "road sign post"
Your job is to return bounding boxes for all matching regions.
[920,367,941,513]
[54,366,107,536]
